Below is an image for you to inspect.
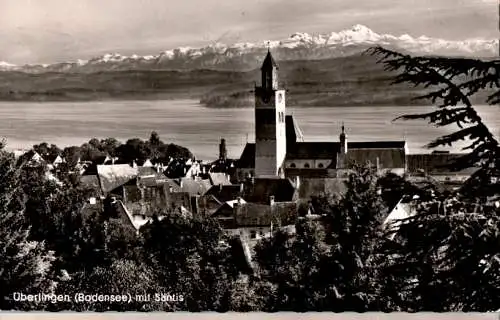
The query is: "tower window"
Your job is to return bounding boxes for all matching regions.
[304,163,310,168]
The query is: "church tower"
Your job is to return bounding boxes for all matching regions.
[337,123,348,169]
[254,50,287,178]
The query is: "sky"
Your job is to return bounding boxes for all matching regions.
[0,0,498,64]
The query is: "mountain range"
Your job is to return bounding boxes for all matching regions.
[0,25,497,73]
[0,25,497,107]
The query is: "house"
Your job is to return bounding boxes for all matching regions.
[212,196,297,248]
[96,164,138,196]
[208,172,232,186]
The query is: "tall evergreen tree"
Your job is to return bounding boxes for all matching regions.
[368,46,500,201]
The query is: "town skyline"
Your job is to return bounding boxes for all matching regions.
[0,0,497,64]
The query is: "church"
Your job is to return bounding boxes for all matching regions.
[236,50,408,181]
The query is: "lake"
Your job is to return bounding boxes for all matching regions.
[0,99,499,160]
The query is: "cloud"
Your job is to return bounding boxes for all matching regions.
[0,0,497,64]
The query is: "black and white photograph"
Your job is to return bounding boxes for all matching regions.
[0,0,499,314]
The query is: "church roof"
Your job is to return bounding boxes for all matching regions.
[261,51,278,70]
[286,142,338,160]
[237,140,407,170]
[286,115,304,143]
[348,141,407,149]
[346,148,406,169]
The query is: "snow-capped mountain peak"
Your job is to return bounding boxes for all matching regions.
[1,24,497,73]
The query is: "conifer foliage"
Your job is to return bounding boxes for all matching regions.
[368,46,500,201]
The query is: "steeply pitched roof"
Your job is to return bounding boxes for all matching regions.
[286,115,304,143]
[245,178,297,204]
[261,50,278,70]
[238,139,406,169]
[346,148,406,169]
[286,142,338,160]
[97,164,138,193]
[286,141,406,161]
[348,141,406,149]
[209,172,232,186]
[237,143,255,168]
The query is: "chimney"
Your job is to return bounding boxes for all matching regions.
[240,183,244,193]
[269,195,275,206]
[219,183,223,192]
[376,157,380,171]
[169,186,173,193]
[180,179,184,189]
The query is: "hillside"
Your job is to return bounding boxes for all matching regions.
[0,53,494,107]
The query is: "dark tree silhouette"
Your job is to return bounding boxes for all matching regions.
[368,46,500,202]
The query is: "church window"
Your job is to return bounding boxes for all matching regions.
[318,163,324,168]
[250,230,257,239]
[304,163,310,168]
[290,163,296,168]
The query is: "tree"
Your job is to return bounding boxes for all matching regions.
[254,219,331,311]
[367,46,500,311]
[62,146,82,168]
[368,46,500,202]
[254,165,390,312]
[100,137,121,157]
[141,212,238,311]
[56,259,166,311]
[0,148,57,310]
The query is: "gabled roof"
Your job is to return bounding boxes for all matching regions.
[44,153,63,164]
[245,178,297,204]
[97,164,138,193]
